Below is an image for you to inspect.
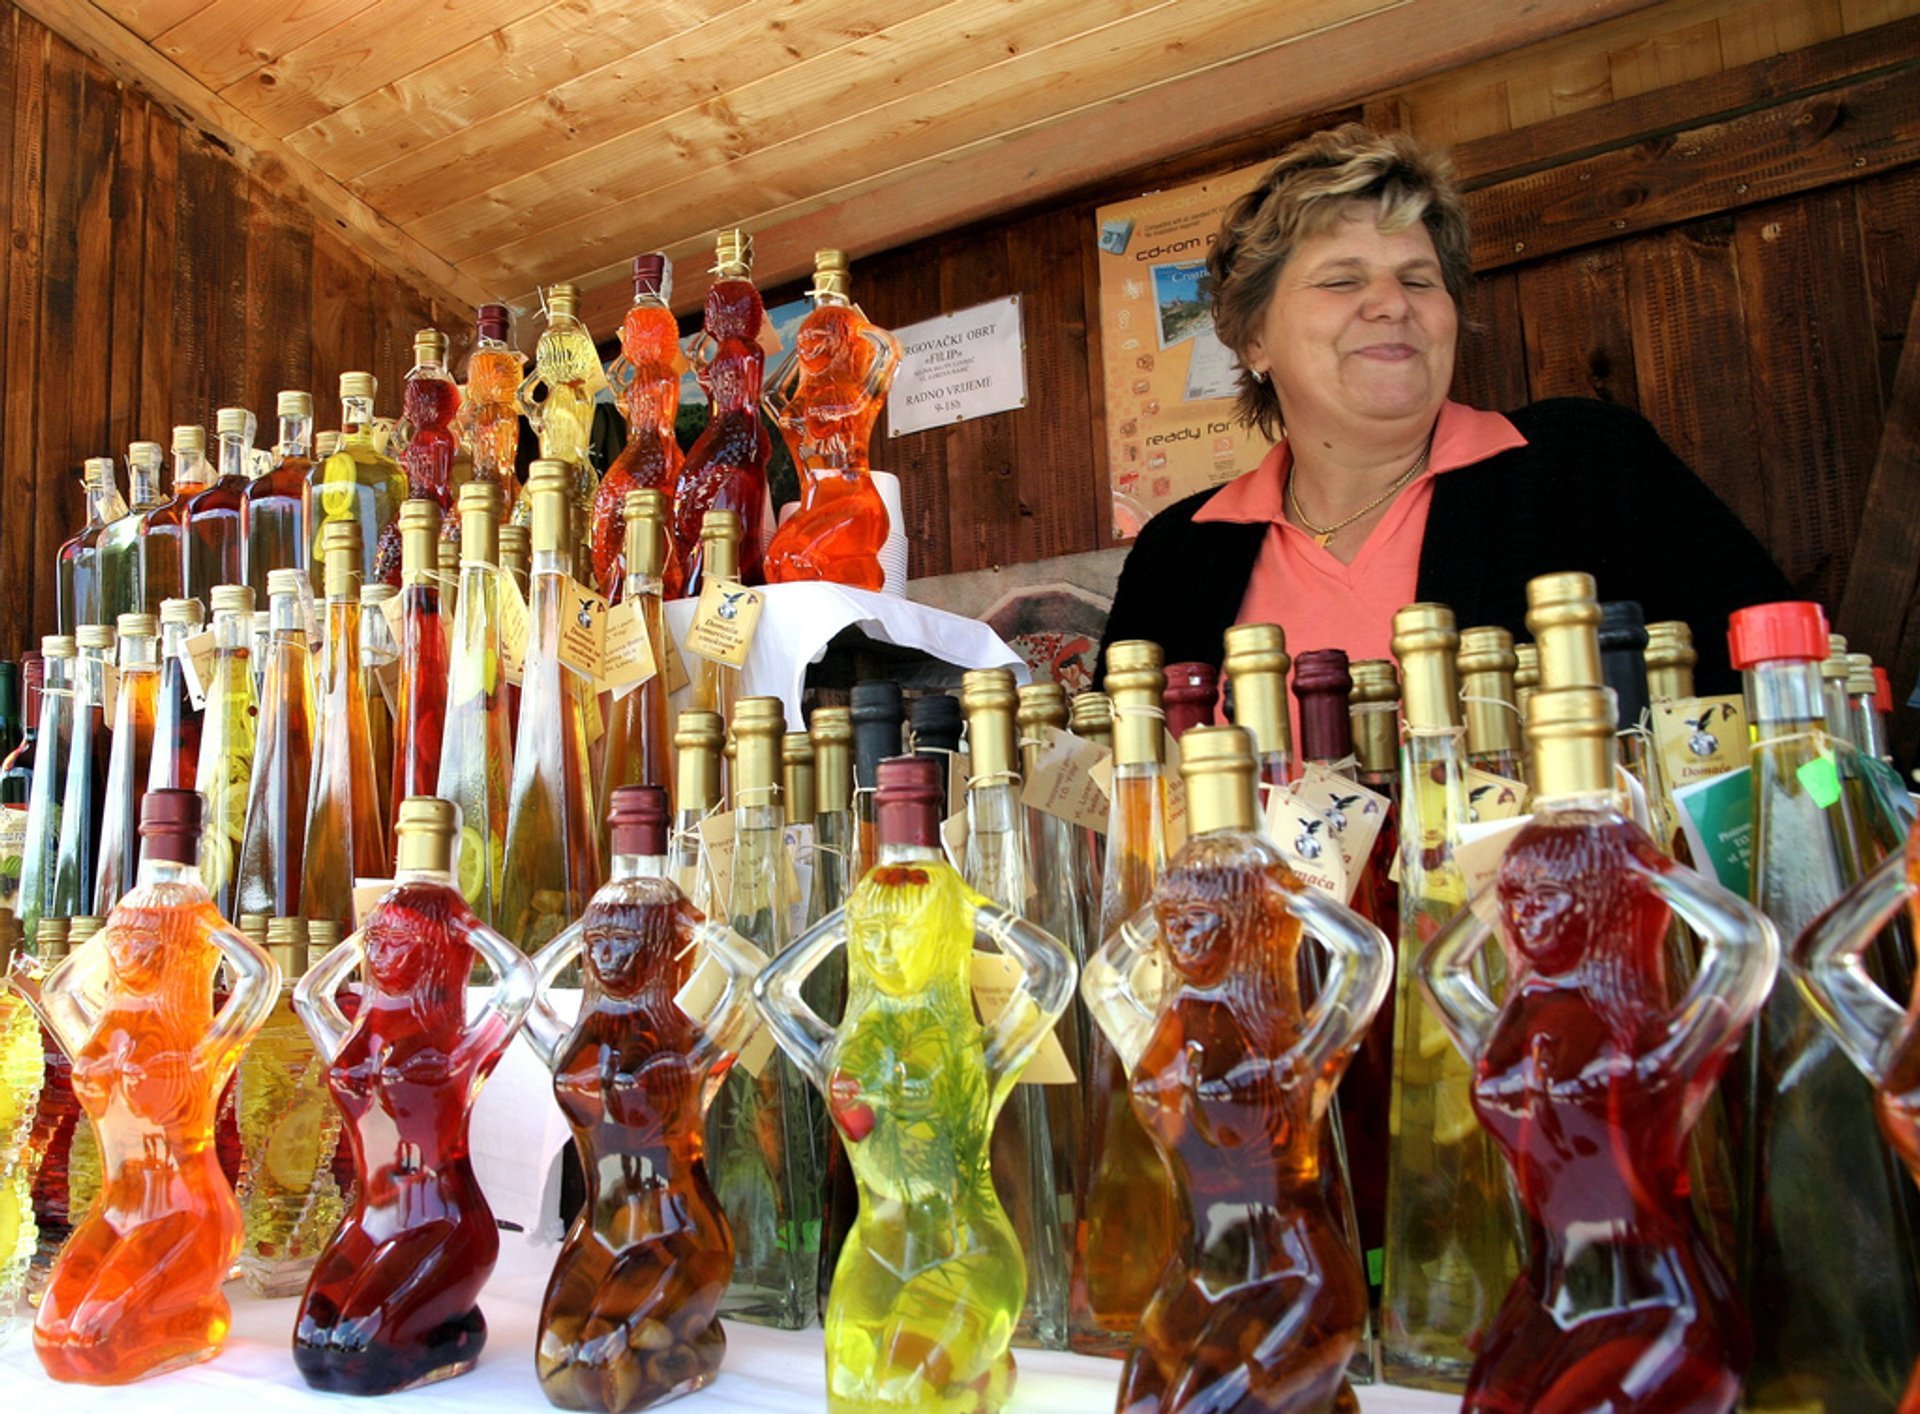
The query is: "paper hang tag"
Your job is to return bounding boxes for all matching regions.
[1672,766,1754,898]
[1455,814,1533,924]
[598,599,658,697]
[1261,784,1349,904]
[352,877,396,930]
[697,812,738,918]
[969,951,1077,1085]
[558,585,608,680]
[1461,767,1529,824]
[576,672,605,751]
[783,823,814,938]
[683,577,763,668]
[673,925,775,1078]
[374,658,401,719]
[497,573,531,686]
[946,750,971,819]
[1020,726,1112,834]
[179,629,218,711]
[376,591,407,645]
[942,810,970,872]
[1652,695,1748,790]
[1164,774,1189,854]
[663,622,691,696]
[1269,765,1391,907]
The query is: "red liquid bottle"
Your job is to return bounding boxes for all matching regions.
[137,427,211,617]
[186,408,254,603]
[1162,661,1217,741]
[523,785,762,1412]
[147,598,205,792]
[673,230,771,592]
[596,254,685,601]
[292,797,536,1395]
[390,500,449,852]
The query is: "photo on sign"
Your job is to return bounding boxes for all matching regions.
[1151,261,1212,350]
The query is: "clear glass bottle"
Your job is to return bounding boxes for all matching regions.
[689,509,744,727]
[1456,626,1525,782]
[600,489,674,813]
[397,330,460,520]
[1848,652,1892,762]
[463,304,524,519]
[807,703,859,1308]
[147,598,204,794]
[196,585,256,920]
[113,441,165,616]
[244,391,315,604]
[670,710,723,914]
[390,500,448,842]
[516,283,602,570]
[310,372,406,589]
[56,458,130,634]
[22,918,76,1292]
[50,626,115,925]
[437,482,512,926]
[707,696,821,1329]
[235,573,314,923]
[594,255,685,600]
[91,613,162,915]
[360,582,399,838]
[187,408,254,603]
[18,638,76,945]
[1067,688,1112,943]
[0,657,40,913]
[501,461,603,955]
[137,426,210,616]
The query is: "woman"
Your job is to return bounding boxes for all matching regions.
[1102,124,1792,696]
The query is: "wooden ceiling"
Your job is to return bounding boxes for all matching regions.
[29,0,1656,330]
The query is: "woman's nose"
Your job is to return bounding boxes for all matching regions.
[1361,275,1411,320]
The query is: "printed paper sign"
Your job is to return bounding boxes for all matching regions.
[888,295,1027,437]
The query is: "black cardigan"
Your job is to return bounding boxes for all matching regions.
[1100,398,1796,697]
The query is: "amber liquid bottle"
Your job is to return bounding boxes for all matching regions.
[92,613,163,915]
[244,392,315,603]
[360,582,399,840]
[137,426,210,616]
[595,254,684,600]
[187,408,254,603]
[437,482,513,925]
[390,500,449,845]
[1457,626,1526,783]
[147,597,205,793]
[464,304,524,519]
[301,523,387,933]
[197,585,257,920]
[600,489,674,815]
[398,330,460,521]
[1071,639,1178,1357]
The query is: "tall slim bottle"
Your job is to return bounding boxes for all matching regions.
[689,510,744,727]
[909,693,963,818]
[197,585,256,919]
[464,304,524,519]
[1071,639,1177,1356]
[1512,644,1539,723]
[1457,627,1525,782]
[398,331,460,519]
[963,667,1071,1349]
[595,254,684,599]
[1,657,41,910]
[707,696,820,1329]
[1599,601,1671,839]
[600,489,673,811]
[670,711,723,913]
[1223,623,1293,791]
[187,409,254,602]
[501,461,603,954]
[437,482,512,925]
[361,582,399,835]
[517,284,602,570]
[92,612,163,913]
[390,500,449,840]
[244,391,314,603]
[302,522,386,933]
[50,626,115,924]
[1380,602,1518,1389]
[850,681,904,880]
[235,574,313,921]
[112,442,164,616]
[1067,688,1112,943]
[310,373,406,587]
[23,919,75,1290]
[17,638,75,944]
[808,704,859,1307]
[1015,679,1095,1081]
[1848,653,1891,761]
[1731,600,1920,1409]
[137,427,210,615]
[147,598,204,793]
[55,459,129,634]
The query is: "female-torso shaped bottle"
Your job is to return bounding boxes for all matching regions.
[51,627,116,924]
[596,255,684,600]
[244,392,315,603]
[310,373,407,589]
[112,443,164,616]
[961,669,1074,1350]
[23,788,276,1383]
[601,489,674,816]
[291,797,535,1394]
[502,461,604,953]
[187,410,255,603]
[524,785,763,1412]
[1420,631,1772,1412]
[302,522,387,933]
[197,585,257,919]
[56,458,130,634]
[1380,604,1519,1389]
[396,331,460,522]
[147,599,205,796]
[1731,600,1920,1410]
[19,637,76,944]
[390,500,449,844]
[756,753,1077,1412]
[1457,627,1526,784]
[235,917,342,1297]
[137,427,209,616]
[91,613,162,914]
[1071,640,1178,1356]
[517,284,602,570]
[438,482,512,925]
[706,696,823,1328]
[674,231,771,591]
[763,250,901,591]
[1085,725,1388,1411]
[463,305,524,519]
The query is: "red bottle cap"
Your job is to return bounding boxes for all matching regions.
[1293,648,1354,761]
[632,254,668,298]
[139,787,203,867]
[1728,602,1830,670]
[476,304,511,343]
[607,784,669,858]
[1164,662,1218,740]
[1875,666,1895,714]
[874,755,943,849]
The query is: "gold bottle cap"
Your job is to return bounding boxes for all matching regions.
[76,625,116,651]
[116,612,157,640]
[810,705,853,813]
[83,456,116,488]
[438,537,459,577]
[1016,681,1069,753]
[209,584,255,617]
[1528,685,1618,798]
[623,488,669,579]
[1105,640,1166,767]
[69,916,103,943]
[1180,725,1258,835]
[277,390,313,418]
[42,635,75,659]
[675,710,726,812]
[239,914,269,945]
[712,229,753,277]
[1348,659,1399,773]
[1069,689,1113,746]
[1848,652,1878,697]
[546,284,579,318]
[310,919,341,950]
[315,431,342,458]
[528,459,571,555]
[394,796,457,873]
[33,917,69,958]
[499,523,530,569]
[961,668,1019,778]
[265,915,308,975]
[458,481,502,564]
[159,598,204,628]
[215,407,252,437]
[1822,634,1851,682]
[811,248,851,300]
[399,499,442,584]
[783,732,817,823]
[172,425,206,454]
[339,372,376,401]
[1525,572,1602,692]
[323,519,363,598]
[128,440,163,465]
[360,584,397,608]
[700,509,742,582]
[1512,643,1540,690]
[1645,621,1695,666]
[1457,625,1520,756]
[266,568,306,601]
[413,329,449,363]
[731,696,787,798]
[1391,603,1460,732]
[1223,622,1291,761]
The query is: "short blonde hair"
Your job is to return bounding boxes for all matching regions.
[1206,124,1471,439]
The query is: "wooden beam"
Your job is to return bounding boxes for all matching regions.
[18,0,489,313]
[1836,277,1920,669]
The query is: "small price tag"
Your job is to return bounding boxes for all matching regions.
[598,598,658,696]
[99,664,118,725]
[376,591,406,645]
[673,925,774,1077]
[1261,785,1349,904]
[1456,814,1533,923]
[942,810,970,872]
[1462,767,1529,823]
[179,629,218,711]
[1165,774,1188,854]
[683,578,763,668]
[1652,695,1748,789]
[697,812,737,917]
[663,621,691,697]
[352,877,395,929]
[497,574,531,685]
[557,584,608,681]
[577,673,605,751]
[1020,726,1111,834]
[969,951,1077,1085]
[374,659,400,719]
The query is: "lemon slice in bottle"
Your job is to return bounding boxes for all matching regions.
[1433,1073,1482,1146]
[457,826,487,904]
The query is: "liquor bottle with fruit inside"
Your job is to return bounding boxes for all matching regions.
[764,250,902,591]
[521,784,762,1413]
[24,788,277,1385]
[1457,627,1525,783]
[197,585,257,919]
[390,500,449,843]
[1418,664,1772,1411]
[595,255,685,600]
[674,230,772,591]
[517,284,602,570]
[1085,724,1387,1410]
[50,626,115,925]
[311,373,406,588]
[112,442,164,615]
[463,304,524,518]
[707,696,823,1329]
[397,331,460,523]
[437,482,512,925]
[243,391,315,604]
[292,798,535,1395]
[91,613,162,914]
[235,916,342,1297]
[501,462,603,955]
[600,489,674,814]
[55,458,130,634]
[137,426,210,614]
[1071,639,1177,1357]
[146,598,204,793]
[18,638,75,945]
[671,710,724,913]
[23,918,75,1291]
[851,681,904,880]
[187,410,255,603]
[757,752,1075,1411]
[1380,602,1519,1390]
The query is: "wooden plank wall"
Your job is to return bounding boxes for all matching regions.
[0,4,446,661]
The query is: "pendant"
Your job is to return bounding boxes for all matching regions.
[1315,532,1333,547]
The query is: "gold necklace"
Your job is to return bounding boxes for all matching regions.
[1286,445,1431,547]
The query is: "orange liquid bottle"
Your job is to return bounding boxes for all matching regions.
[596,255,685,600]
[23,788,277,1384]
[464,305,525,519]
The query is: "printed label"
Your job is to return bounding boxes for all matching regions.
[969,951,1077,1085]
[1652,695,1749,788]
[179,630,219,711]
[1277,765,1391,907]
[1261,784,1349,904]
[598,599,658,696]
[497,575,531,686]
[684,578,763,668]
[1673,767,1754,899]
[0,805,26,909]
[1020,727,1112,834]
[557,584,608,681]
[1461,767,1529,823]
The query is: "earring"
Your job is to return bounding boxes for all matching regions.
[1249,369,1267,384]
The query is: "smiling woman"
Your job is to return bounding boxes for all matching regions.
[1099,123,1792,698]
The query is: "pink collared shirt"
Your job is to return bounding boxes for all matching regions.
[1194,400,1527,730]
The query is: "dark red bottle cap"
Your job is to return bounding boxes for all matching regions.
[1875,666,1894,714]
[476,303,511,342]
[607,784,670,858]
[633,254,668,297]
[1728,602,1830,670]
[139,787,203,867]
[874,754,943,849]
[20,651,41,730]
[1293,648,1353,761]
[1164,662,1218,740]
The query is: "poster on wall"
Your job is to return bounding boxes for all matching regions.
[1096,162,1270,540]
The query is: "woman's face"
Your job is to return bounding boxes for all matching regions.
[1242,201,1458,442]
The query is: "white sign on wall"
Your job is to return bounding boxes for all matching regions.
[887,294,1027,437]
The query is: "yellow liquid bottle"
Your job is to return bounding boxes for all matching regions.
[517,283,602,569]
